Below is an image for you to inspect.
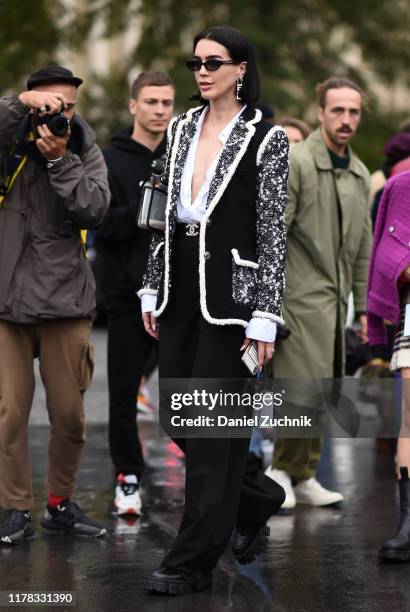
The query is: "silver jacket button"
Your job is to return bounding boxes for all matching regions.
[389,225,395,233]
[204,251,211,260]
[206,218,212,226]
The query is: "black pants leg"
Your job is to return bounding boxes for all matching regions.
[142,344,158,380]
[158,226,251,586]
[107,310,155,480]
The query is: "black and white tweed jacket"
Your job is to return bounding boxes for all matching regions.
[138,105,289,328]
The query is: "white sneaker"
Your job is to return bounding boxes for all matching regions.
[136,385,156,415]
[265,467,296,510]
[114,517,141,536]
[294,477,344,506]
[114,474,142,516]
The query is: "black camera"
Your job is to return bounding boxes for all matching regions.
[34,105,70,137]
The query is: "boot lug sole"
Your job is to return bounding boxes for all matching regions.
[145,578,195,595]
[379,549,410,563]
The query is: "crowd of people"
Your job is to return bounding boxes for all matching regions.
[0,24,409,596]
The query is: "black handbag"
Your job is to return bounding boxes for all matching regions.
[137,175,167,232]
[137,158,168,232]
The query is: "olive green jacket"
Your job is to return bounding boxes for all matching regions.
[273,129,371,378]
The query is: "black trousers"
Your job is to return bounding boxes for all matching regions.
[107,310,156,479]
[158,225,254,586]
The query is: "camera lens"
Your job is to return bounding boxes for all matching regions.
[49,114,69,137]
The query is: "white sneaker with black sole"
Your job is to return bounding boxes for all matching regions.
[114,474,142,516]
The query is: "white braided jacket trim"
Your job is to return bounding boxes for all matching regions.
[231,248,260,269]
[137,287,157,299]
[256,125,286,166]
[152,241,165,258]
[196,109,262,327]
[153,106,203,318]
[252,310,285,326]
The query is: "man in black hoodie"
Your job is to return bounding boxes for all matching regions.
[95,72,174,515]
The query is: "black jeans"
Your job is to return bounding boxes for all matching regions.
[158,225,253,587]
[107,310,156,480]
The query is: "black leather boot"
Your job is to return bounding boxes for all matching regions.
[232,524,270,564]
[379,467,410,562]
[145,566,212,595]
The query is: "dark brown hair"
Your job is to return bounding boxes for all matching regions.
[131,71,175,100]
[280,117,311,140]
[315,77,366,108]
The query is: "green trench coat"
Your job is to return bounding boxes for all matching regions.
[273,129,371,381]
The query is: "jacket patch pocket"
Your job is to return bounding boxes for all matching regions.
[376,220,410,279]
[78,342,95,393]
[231,249,259,307]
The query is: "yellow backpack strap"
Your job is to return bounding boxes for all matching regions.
[80,229,88,256]
[0,155,27,208]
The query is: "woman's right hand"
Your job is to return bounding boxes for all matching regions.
[142,312,159,340]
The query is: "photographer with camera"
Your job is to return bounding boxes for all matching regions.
[0,65,109,544]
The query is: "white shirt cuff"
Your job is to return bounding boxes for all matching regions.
[141,294,157,313]
[245,317,277,343]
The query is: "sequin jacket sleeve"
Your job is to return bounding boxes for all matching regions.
[137,116,179,298]
[253,128,289,323]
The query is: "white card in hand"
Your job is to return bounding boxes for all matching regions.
[404,304,410,337]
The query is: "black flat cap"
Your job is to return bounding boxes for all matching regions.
[27,65,83,90]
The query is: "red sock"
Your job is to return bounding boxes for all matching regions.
[48,493,67,508]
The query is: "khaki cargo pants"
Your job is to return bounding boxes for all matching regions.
[0,319,94,511]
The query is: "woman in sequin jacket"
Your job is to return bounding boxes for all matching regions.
[139,26,288,595]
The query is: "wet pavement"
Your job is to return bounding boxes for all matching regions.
[1,329,410,612]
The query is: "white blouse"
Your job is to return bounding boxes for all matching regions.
[176,105,245,222]
[141,105,277,344]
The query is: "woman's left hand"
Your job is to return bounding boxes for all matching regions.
[241,337,275,368]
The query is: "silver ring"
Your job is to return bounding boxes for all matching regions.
[39,106,47,112]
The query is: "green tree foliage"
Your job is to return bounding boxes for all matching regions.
[1,0,410,168]
[0,0,63,92]
[134,0,410,109]
[132,0,410,170]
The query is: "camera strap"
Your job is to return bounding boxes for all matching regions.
[0,147,27,208]
[80,229,87,256]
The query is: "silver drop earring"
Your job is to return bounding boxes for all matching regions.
[236,76,243,100]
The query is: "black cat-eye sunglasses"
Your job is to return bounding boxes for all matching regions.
[185,59,239,72]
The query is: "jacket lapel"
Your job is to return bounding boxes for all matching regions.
[167,106,203,215]
[167,105,261,221]
[205,106,261,213]
[310,130,363,244]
